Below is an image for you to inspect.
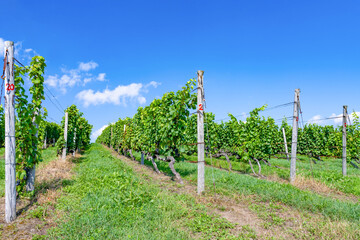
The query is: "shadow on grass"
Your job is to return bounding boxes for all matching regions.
[15,156,85,217]
[120,151,197,179]
[71,156,86,164]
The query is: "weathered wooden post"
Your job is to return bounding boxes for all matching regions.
[110,125,113,150]
[62,112,68,160]
[282,128,289,161]
[290,89,300,183]
[72,128,76,156]
[141,152,144,165]
[4,41,16,223]
[197,70,205,194]
[26,111,38,192]
[342,105,347,176]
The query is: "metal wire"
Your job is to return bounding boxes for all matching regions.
[44,84,65,111]
[214,101,294,122]
[44,91,64,115]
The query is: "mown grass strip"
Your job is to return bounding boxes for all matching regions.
[185,154,360,197]
[132,152,360,223]
[47,144,242,240]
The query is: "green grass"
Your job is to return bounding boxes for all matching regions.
[46,144,241,240]
[131,151,360,224]
[0,147,57,197]
[0,147,5,157]
[185,154,360,197]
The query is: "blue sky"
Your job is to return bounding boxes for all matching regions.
[1,0,360,141]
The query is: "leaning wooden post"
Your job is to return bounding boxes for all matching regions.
[4,41,16,223]
[282,128,289,161]
[110,125,113,149]
[62,112,68,160]
[290,89,300,183]
[342,105,347,176]
[72,128,76,156]
[43,135,47,149]
[26,111,38,192]
[197,70,205,194]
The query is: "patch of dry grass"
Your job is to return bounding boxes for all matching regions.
[0,154,79,240]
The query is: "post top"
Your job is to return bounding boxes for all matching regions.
[295,88,300,92]
[4,41,14,47]
[197,70,204,77]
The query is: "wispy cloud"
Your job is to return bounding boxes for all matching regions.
[78,61,98,71]
[76,81,160,107]
[0,38,5,56]
[0,37,37,61]
[76,83,143,107]
[306,115,322,124]
[306,112,360,126]
[97,73,106,81]
[45,61,107,93]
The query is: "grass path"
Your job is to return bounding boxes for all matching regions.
[2,144,359,239]
[46,144,246,239]
[50,144,359,239]
[185,154,360,199]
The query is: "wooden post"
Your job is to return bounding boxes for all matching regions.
[4,41,16,223]
[72,128,76,157]
[290,89,300,183]
[197,70,205,194]
[110,125,113,149]
[26,111,38,192]
[62,112,68,160]
[282,128,289,161]
[43,135,47,149]
[342,105,347,176]
[141,152,144,165]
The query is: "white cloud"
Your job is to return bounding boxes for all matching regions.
[76,83,145,107]
[146,81,161,88]
[46,75,59,88]
[329,113,342,124]
[76,81,159,107]
[138,96,146,104]
[91,124,110,142]
[306,112,360,126]
[97,73,106,81]
[306,115,322,124]
[0,38,36,59]
[330,112,360,125]
[84,78,92,84]
[45,68,82,93]
[142,81,161,93]
[45,61,104,92]
[78,61,98,71]
[0,38,5,55]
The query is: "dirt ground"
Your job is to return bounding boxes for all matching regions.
[0,155,77,240]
